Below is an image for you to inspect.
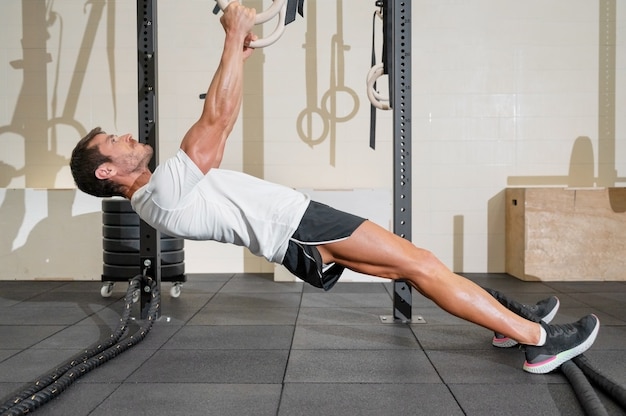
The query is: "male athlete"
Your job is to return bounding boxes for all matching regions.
[70,2,599,374]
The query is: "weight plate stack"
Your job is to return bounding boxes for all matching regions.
[102,198,186,283]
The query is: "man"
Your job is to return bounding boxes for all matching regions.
[70,2,598,374]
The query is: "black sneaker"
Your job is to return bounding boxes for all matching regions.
[523,314,600,374]
[492,296,560,348]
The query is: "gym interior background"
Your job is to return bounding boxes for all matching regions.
[0,1,625,415]
[0,0,624,281]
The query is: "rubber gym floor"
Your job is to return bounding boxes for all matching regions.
[0,273,624,416]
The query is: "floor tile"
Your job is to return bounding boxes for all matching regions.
[0,273,624,415]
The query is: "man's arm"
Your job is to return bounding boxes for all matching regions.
[180,2,256,174]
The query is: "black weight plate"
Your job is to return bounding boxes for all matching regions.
[101,225,181,240]
[103,250,184,266]
[159,233,179,240]
[102,238,184,252]
[102,198,135,213]
[162,250,184,264]
[102,212,140,226]
[101,273,186,283]
[103,225,140,239]
[101,265,137,280]
[103,238,139,252]
[104,252,137,266]
[103,263,185,279]
[101,274,186,283]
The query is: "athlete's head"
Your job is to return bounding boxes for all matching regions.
[70,127,153,198]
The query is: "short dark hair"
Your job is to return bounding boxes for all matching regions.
[70,127,125,197]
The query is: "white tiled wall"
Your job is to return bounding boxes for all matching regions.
[0,0,623,279]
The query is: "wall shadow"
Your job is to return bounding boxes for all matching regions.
[0,0,116,188]
[0,0,117,279]
[452,215,464,272]
[242,0,266,273]
[295,0,359,166]
[0,189,101,279]
[506,0,622,189]
[487,190,506,272]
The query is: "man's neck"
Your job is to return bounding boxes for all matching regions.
[124,170,152,199]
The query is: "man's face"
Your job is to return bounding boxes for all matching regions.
[91,132,153,175]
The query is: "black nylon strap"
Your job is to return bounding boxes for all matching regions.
[369,10,378,150]
[382,0,392,97]
[285,0,305,25]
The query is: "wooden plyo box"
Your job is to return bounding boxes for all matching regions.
[505,187,626,281]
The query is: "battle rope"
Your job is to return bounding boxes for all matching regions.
[486,287,625,415]
[0,276,160,416]
[562,360,610,416]
[573,355,626,411]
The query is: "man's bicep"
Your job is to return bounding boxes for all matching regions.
[179,121,226,174]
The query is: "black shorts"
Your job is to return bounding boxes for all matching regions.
[281,200,367,291]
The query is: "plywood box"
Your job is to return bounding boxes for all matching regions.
[505,187,626,281]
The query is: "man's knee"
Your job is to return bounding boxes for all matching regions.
[403,248,447,281]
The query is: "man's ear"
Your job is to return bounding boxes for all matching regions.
[95,163,115,180]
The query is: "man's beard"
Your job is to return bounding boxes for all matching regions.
[136,143,154,168]
[124,143,154,174]
[141,144,154,167]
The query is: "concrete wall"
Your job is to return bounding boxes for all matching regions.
[0,0,624,280]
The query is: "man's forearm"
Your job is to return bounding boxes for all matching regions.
[202,33,246,133]
[179,3,255,173]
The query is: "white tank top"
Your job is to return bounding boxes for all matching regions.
[131,149,310,263]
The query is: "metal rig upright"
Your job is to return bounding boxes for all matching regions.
[389,1,414,323]
[137,0,161,319]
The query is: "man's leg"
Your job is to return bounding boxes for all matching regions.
[317,220,599,375]
[317,220,544,344]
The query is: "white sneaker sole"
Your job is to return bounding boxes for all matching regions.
[523,315,600,374]
[492,297,560,348]
[492,336,518,348]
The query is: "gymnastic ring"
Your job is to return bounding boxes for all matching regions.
[216,0,287,48]
[366,62,390,110]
